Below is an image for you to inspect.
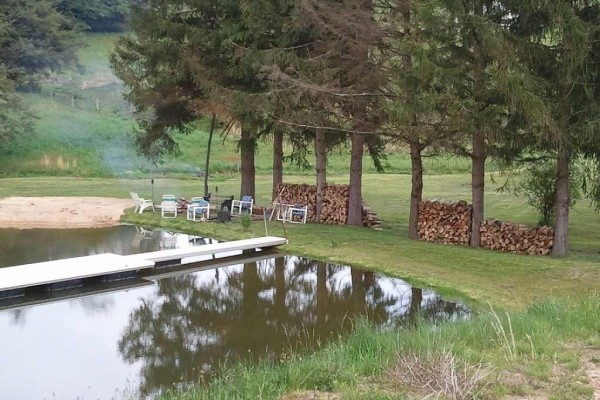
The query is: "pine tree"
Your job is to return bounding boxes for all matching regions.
[111,0,298,199]
[266,0,386,226]
[504,1,600,257]
[0,0,79,152]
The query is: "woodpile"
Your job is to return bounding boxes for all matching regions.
[418,200,472,245]
[362,203,382,229]
[480,219,554,255]
[276,183,381,228]
[417,199,554,256]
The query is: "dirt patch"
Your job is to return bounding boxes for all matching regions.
[278,391,340,400]
[0,197,134,229]
[583,349,600,400]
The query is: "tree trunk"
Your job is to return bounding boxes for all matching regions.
[470,2,486,248]
[315,129,327,222]
[408,287,422,327]
[552,146,570,257]
[471,131,486,248]
[316,261,327,325]
[274,256,287,320]
[240,126,256,199]
[350,268,366,315]
[409,142,424,240]
[204,113,216,197]
[272,131,283,201]
[348,131,366,226]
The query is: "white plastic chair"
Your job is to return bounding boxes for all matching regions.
[187,197,210,221]
[231,195,254,215]
[161,194,178,218]
[286,204,308,224]
[130,192,155,214]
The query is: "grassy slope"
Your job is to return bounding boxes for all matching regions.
[0,33,481,179]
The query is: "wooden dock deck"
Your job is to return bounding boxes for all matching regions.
[0,253,155,293]
[0,236,287,296]
[127,236,288,263]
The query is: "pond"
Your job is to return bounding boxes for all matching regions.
[0,225,469,399]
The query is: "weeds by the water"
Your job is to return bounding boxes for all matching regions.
[489,306,517,363]
[387,350,491,400]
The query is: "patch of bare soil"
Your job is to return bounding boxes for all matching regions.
[278,391,340,400]
[0,197,134,229]
[583,349,600,400]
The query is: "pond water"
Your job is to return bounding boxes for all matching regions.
[0,226,469,399]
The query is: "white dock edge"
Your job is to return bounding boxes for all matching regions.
[126,236,288,263]
[0,253,155,292]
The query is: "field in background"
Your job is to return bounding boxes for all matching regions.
[0,33,489,178]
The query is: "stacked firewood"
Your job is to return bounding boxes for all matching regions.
[277,183,318,220]
[362,203,382,229]
[320,185,350,225]
[480,219,554,255]
[417,200,472,245]
[276,183,381,228]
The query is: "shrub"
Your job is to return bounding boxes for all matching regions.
[240,213,252,232]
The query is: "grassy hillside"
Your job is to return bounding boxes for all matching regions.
[0,33,483,178]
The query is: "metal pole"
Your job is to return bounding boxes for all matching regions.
[151,179,155,204]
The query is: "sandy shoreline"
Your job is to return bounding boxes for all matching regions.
[0,197,135,229]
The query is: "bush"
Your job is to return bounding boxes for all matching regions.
[517,159,581,226]
[240,213,252,232]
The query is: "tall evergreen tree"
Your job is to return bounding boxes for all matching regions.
[0,0,79,152]
[57,0,128,31]
[420,0,552,247]
[267,0,386,226]
[382,0,464,239]
[111,0,298,198]
[504,0,600,257]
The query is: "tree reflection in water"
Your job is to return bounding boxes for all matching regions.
[118,256,469,396]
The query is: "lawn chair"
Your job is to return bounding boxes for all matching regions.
[130,192,155,214]
[287,204,308,224]
[232,195,254,215]
[187,197,210,221]
[161,194,178,218]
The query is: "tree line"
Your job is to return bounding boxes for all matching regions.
[111,0,600,257]
[1,1,598,258]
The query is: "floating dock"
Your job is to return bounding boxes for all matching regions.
[127,236,288,265]
[0,253,154,294]
[0,236,287,297]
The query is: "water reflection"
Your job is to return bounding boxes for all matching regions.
[119,256,468,397]
[0,225,207,268]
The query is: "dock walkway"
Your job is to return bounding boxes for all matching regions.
[0,236,287,295]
